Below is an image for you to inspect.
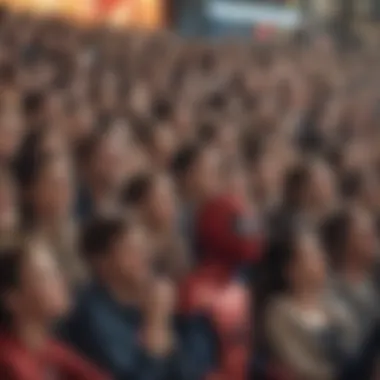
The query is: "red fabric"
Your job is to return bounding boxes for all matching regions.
[197,194,264,270]
[180,265,251,380]
[0,333,110,380]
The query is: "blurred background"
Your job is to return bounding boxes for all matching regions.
[0,1,380,380]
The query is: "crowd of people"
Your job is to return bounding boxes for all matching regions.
[0,5,380,380]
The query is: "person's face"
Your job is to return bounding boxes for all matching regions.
[91,130,128,190]
[40,129,68,159]
[255,156,283,202]
[289,233,327,292]
[110,226,153,286]
[153,126,177,168]
[189,149,221,199]
[147,175,177,228]
[347,210,377,266]
[10,242,69,323]
[308,163,336,211]
[33,159,73,220]
[67,106,94,144]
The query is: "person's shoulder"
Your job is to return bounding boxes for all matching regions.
[0,333,32,379]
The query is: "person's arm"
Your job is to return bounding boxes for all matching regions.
[174,313,219,380]
[63,281,180,380]
[266,300,335,380]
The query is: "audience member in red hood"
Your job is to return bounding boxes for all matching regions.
[0,238,109,380]
[179,164,263,380]
[196,191,264,277]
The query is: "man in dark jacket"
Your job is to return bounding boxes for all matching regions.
[62,216,218,380]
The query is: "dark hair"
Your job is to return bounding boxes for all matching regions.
[13,132,57,229]
[240,131,263,167]
[152,98,172,122]
[121,173,154,206]
[80,216,130,262]
[75,131,106,165]
[134,124,156,148]
[256,226,313,335]
[0,62,16,85]
[320,210,352,268]
[198,122,218,145]
[340,171,364,200]
[283,164,311,208]
[23,91,46,118]
[207,92,226,111]
[0,246,24,330]
[171,142,204,179]
[13,131,48,189]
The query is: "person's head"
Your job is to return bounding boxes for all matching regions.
[22,90,47,129]
[198,122,238,159]
[122,172,176,230]
[283,160,335,213]
[80,216,152,288]
[283,164,310,210]
[0,238,69,331]
[322,208,377,272]
[78,126,128,192]
[306,160,336,211]
[282,229,327,296]
[171,142,221,201]
[66,102,95,145]
[139,123,177,169]
[16,153,73,226]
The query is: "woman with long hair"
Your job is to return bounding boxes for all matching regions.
[0,237,109,380]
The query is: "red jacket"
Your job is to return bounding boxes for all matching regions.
[0,333,110,380]
[180,264,251,380]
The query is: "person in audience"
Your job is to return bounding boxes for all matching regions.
[180,193,258,380]
[270,159,336,245]
[265,228,380,380]
[14,146,85,286]
[63,216,218,380]
[75,126,129,219]
[122,172,189,281]
[322,208,380,346]
[171,142,221,256]
[0,239,109,380]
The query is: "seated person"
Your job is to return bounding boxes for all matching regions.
[62,216,218,380]
[265,228,380,380]
[322,208,380,339]
[180,189,263,380]
[121,172,189,282]
[0,238,108,380]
